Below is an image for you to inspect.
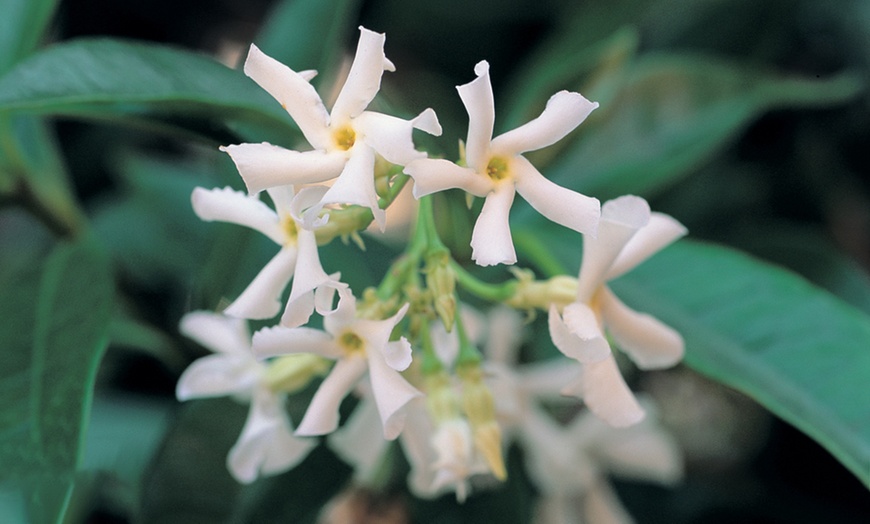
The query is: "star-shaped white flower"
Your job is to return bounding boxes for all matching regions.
[222,26,442,230]
[548,195,687,427]
[252,291,422,439]
[404,60,600,266]
[176,311,315,483]
[192,184,345,327]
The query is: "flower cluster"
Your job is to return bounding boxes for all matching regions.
[177,26,687,517]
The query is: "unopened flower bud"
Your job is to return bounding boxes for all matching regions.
[425,250,457,331]
[506,269,577,311]
[457,363,507,480]
[264,353,331,394]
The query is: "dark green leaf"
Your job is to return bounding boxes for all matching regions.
[0,0,59,75]
[609,240,870,486]
[0,39,299,145]
[538,54,863,200]
[0,233,114,523]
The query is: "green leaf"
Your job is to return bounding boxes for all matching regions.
[0,39,299,145]
[0,0,59,75]
[255,0,361,91]
[539,54,863,200]
[0,234,114,523]
[608,240,870,486]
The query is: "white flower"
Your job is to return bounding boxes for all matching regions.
[192,184,345,327]
[404,60,600,266]
[176,311,315,483]
[549,195,687,427]
[221,26,442,230]
[252,291,422,439]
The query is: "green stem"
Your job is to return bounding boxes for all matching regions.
[450,260,518,302]
[513,228,570,277]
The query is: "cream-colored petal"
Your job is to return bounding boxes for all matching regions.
[576,195,650,302]
[519,358,584,399]
[221,143,345,194]
[328,397,389,481]
[296,356,368,436]
[320,145,385,230]
[548,305,610,364]
[330,27,391,123]
[513,156,599,237]
[470,182,517,266]
[403,158,491,199]
[176,353,261,401]
[456,60,495,171]
[243,44,331,149]
[354,108,442,166]
[224,247,297,320]
[179,311,250,355]
[579,356,645,428]
[606,212,687,280]
[251,325,340,359]
[191,186,283,244]
[227,387,315,483]
[594,418,683,485]
[367,349,423,440]
[599,287,684,369]
[491,91,597,155]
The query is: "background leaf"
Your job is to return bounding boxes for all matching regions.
[0,232,114,523]
[0,0,59,75]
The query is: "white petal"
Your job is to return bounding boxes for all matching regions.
[599,287,684,369]
[354,108,441,166]
[314,278,349,317]
[548,303,611,363]
[490,91,597,155]
[323,287,358,335]
[224,247,297,320]
[429,319,460,368]
[227,387,315,483]
[519,358,584,399]
[606,212,687,279]
[330,27,390,123]
[320,145,385,230]
[470,182,517,266]
[513,156,599,237]
[179,311,250,355]
[483,306,524,365]
[280,229,331,327]
[244,44,331,149]
[382,337,413,371]
[289,185,330,226]
[221,143,345,194]
[328,397,390,480]
[191,187,283,244]
[176,353,261,400]
[456,60,494,171]
[367,350,423,439]
[576,196,650,301]
[296,357,368,436]
[351,303,409,360]
[578,356,645,428]
[252,325,339,359]
[403,158,491,199]
[594,419,683,485]
[264,185,295,214]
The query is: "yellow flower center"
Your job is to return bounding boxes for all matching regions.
[333,125,356,151]
[485,156,510,182]
[281,215,299,246]
[338,331,365,356]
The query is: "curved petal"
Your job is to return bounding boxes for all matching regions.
[179,311,250,355]
[470,182,517,266]
[599,287,684,369]
[227,388,315,483]
[382,336,413,371]
[548,304,611,363]
[221,143,345,195]
[252,325,339,359]
[403,158,491,199]
[576,195,650,301]
[328,397,389,480]
[280,229,331,327]
[264,185,295,214]
[606,212,687,280]
[352,303,409,359]
[331,27,391,123]
[578,356,645,428]
[367,350,423,439]
[456,60,494,171]
[354,108,442,166]
[244,44,331,149]
[321,144,385,229]
[192,187,282,244]
[176,353,261,400]
[314,277,349,318]
[224,247,297,320]
[513,156,599,237]
[323,287,358,336]
[296,356,368,436]
[490,91,597,155]
[289,185,330,225]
